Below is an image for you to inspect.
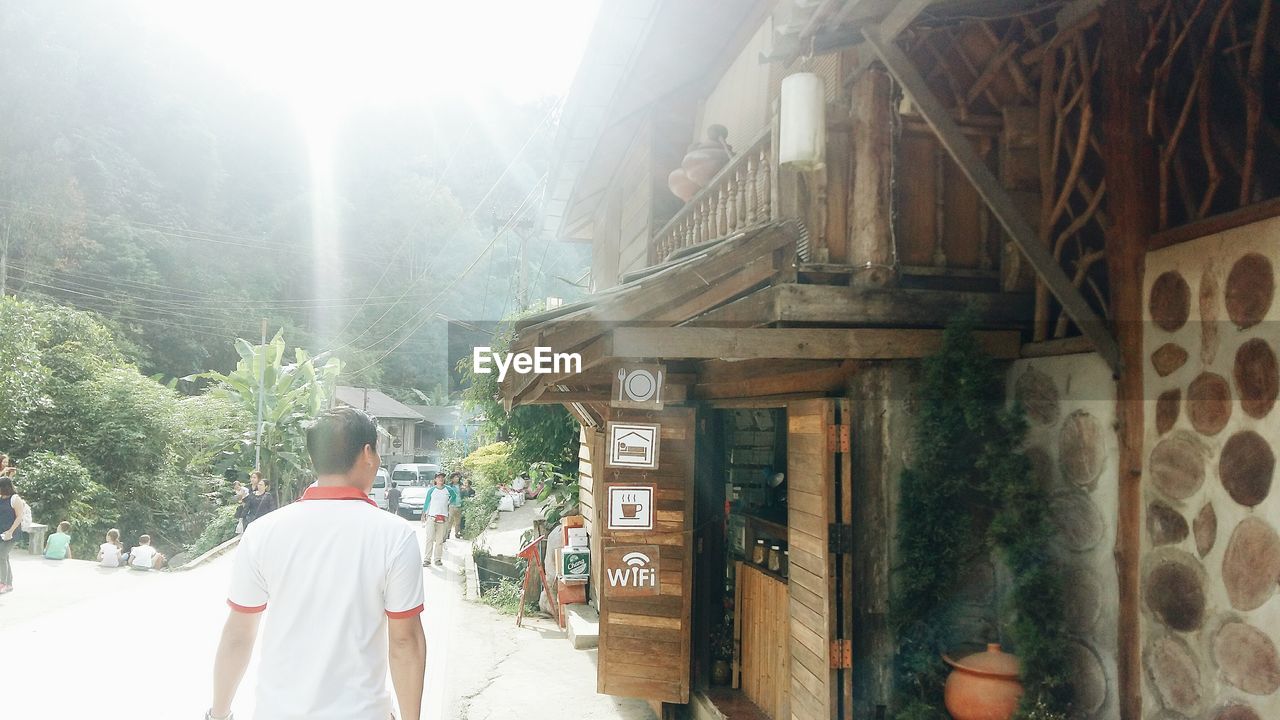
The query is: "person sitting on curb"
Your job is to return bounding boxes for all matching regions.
[128,534,166,571]
[44,521,73,560]
[99,528,125,568]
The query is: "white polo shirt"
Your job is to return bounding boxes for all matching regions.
[227,485,425,719]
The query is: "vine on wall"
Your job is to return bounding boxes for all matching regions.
[892,314,1072,720]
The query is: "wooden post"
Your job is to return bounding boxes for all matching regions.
[849,66,897,287]
[1100,3,1156,719]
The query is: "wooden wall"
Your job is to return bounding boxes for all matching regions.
[737,562,791,720]
[617,124,654,279]
[578,425,603,606]
[596,406,696,705]
[592,121,655,290]
[895,124,1000,275]
[695,16,774,151]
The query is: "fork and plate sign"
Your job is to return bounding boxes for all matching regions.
[612,363,665,409]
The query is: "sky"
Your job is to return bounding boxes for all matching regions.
[131,0,601,111]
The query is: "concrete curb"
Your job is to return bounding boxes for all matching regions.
[443,539,480,601]
[169,534,241,572]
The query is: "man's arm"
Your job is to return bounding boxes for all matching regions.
[388,615,426,720]
[210,610,261,717]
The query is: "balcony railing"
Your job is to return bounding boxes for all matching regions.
[653,127,775,264]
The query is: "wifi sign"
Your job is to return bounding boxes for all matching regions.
[604,545,662,597]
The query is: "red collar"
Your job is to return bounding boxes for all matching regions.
[299,485,378,507]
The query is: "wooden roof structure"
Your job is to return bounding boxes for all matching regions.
[500,221,1024,415]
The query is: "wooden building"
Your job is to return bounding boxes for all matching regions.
[500,1,1280,719]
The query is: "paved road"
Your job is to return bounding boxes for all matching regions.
[1,529,653,719]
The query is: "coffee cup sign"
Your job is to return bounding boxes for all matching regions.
[607,485,654,531]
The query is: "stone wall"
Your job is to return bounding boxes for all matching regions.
[1009,353,1121,719]
[1142,216,1280,720]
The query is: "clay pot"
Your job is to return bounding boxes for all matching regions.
[712,659,731,686]
[667,167,699,202]
[682,146,731,186]
[943,643,1023,720]
[680,124,734,187]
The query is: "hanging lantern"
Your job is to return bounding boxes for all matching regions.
[778,72,826,170]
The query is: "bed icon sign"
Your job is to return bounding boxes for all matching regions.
[606,422,660,469]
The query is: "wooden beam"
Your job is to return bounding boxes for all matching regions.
[1148,195,1280,252]
[849,66,896,286]
[862,26,1122,374]
[1100,3,1155,719]
[1019,335,1095,359]
[693,360,857,399]
[529,384,691,405]
[610,327,1021,360]
[877,0,935,42]
[773,285,1034,327]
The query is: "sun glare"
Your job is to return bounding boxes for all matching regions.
[132,0,600,111]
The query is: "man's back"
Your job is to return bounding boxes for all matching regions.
[228,486,424,719]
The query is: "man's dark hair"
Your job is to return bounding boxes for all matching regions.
[306,407,378,475]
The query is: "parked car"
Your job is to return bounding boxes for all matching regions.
[368,467,390,508]
[392,462,440,517]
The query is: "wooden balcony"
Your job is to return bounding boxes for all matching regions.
[653,127,775,264]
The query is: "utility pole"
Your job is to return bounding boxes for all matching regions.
[513,217,535,311]
[254,319,267,471]
[0,219,10,297]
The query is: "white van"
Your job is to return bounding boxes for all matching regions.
[368,467,391,509]
[391,463,441,517]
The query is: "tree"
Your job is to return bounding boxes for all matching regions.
[458,321,577,472]
[186,331,342,501]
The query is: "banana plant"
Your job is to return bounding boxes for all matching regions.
[184,331,342,501]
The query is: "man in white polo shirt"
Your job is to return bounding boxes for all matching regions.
[207,407,426,720]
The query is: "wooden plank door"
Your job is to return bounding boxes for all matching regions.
[786,398,852,720]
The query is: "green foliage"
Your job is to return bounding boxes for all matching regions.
[186,331,341,502]
[460,441,519,538]
[0,296,250,555]
[461,441,521,484]
[17,451,100,531]
[458,325,578,473]
[189,505,240,557]
[480,576,536,616]
[437,437,472,475]
[530,461,579,528]
[892,314,1071,719]
[0,299,50,447]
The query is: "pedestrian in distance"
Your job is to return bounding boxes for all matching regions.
[446,472,464,539]
[44,520,73,560]
[421,472,454,567]
[458,477,475,535]
[386,481,401,514]
[128,534,165,570]
[232,479,250,534]
[0,476,28,594]
[98,528,125,568]
[208,406,425,720]
[243,472,277,528]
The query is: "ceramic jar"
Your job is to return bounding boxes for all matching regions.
[942,643,1023,720]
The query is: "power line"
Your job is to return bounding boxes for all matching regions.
[0,199,382,267]
[322,100,559,357]
[342,177,545,376]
